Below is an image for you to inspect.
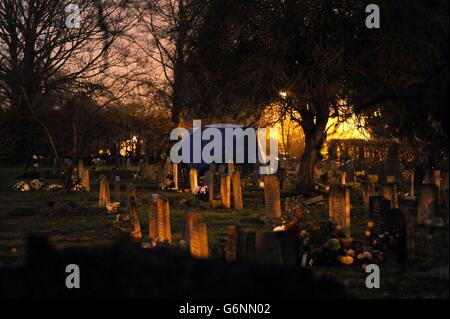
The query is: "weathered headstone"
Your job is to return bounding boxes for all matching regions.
[80,167,90,191]
[172,163,179,190]
[382,182,398,209]
[329,185,351,238]
[418,184,438,224]
[263,175,282,221]
[189,221,209,259]
[98,175,110,208]
[127,184,142,240]
[401,170,414,196]
[254,231,297,266]
[220,175,231,208]
[225,226,238,262]
[369,195,391,234]
[149,196,171,244]
[232,171,243,211]
[227,163,235,175]
[189,167,198,193]
[362,182,375,214]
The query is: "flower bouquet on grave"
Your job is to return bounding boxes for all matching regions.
[13,180,30,192]
[194,185,209,202]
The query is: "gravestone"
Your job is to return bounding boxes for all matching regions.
[114,176,121,202]
[382,183,398,209]
[80,167,90,191]
[98,175,111,208]
[368,174,379,184]
[263,175,282,221]
[127,184,142,240]
[232,171,243,210]
[254,231,297,266]
[369,195,391,234]
[418,184,438,224]
[401,170,414,196]
[225,226,238,262]
[78,159,84,179]
[189,221,209,259]
[236,230,256,262]
[328,185,351,238]
[220,175,231,208]
[184,208,205,247]
[149,196,171,244]
[172,163,179,190]
[179,166,189,192]
[328,170,346,185]
[227,163,235,175]
[189,167,198,193]
[386,175,395,183]
[362,182,375,214]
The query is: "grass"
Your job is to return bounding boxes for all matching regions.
[0,165,448,298]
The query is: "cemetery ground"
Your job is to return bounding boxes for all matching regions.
[0,165,448,299]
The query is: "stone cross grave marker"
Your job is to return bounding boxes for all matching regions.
[232,171,243,211]
[98,175,111,208]
[329,185,351,238]
[418,184,438,224]
[382,182,398,209]
[127,184,142,240]
[263,175,282,221]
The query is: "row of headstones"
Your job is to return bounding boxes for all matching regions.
[204,163,243,210]
[98,175,210,259]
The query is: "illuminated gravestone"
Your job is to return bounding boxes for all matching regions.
[232,171,243,211]
[386,175,395,183]
[254,231,297,266]
[227,163,235,175]
[263,175,282,222]
[189,167,198,193]
[114,176,121,202]
[382,183,398,209]
[80,166,90,191]
[220,175,231,209]
[78,159,84,179]
[172,163,179,190]
[401,170,414,197]
[98,175,111,208]
[369,195,390,234]
[225,226,238,262]
[184,208,209,259]
[362,182,375,214]
[149,195,171,244]
[368,174,379,185]
[418,184,438,224]
[127,184,142,240]
[328,185,351,238]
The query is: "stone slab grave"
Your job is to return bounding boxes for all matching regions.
[184,208,209,258]
[232,171,243,211]
[172,163,179,190]
[98,175,111,208]
[401,169,415,199]
[127,184,142,240]
[220,175,231,209]
[189,167,198,193]
[362,181,376,214]
[418,184,439,224]
[328,185,351,238]
[263,175,282,223]
[382,182,398,209]
[369,195,390,234]
[149,195,171,245]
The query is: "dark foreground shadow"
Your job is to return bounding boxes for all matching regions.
[0,235,346,299]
